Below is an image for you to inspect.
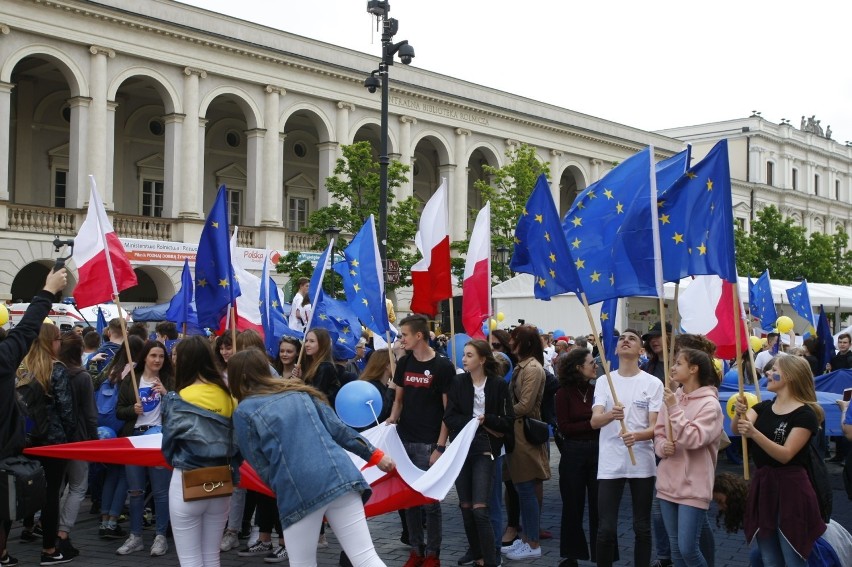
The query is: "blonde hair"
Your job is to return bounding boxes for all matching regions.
[774,354,824,424]
[359,349,390,382]
[17,323,60,392]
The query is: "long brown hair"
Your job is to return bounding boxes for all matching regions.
[227,349,327,404]
[58,331,84,369]
[302,328,333,385]
[359,349,390,382]
[465,339,501,379]
[174,336,231,397]
[18,323,60,392]
[713,472,748,533]
[774,354,824,424]
[509,324,544,365]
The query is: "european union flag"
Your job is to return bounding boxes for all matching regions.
[815,305,835,373]
[786,280,815,334]
[311,290,360,360]
[510,174,581,300]
[599,297,619,371]
[305,241,333,331]
[655,139,736,283]
[333,215,390,337]
[195,186,241,329]
[748,269,778,331]
[260,252,303,357]
[165,259,199,330]
[96,306,107,335]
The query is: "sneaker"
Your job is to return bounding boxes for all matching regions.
[403,550,425,567]
[101,525,125,540]
[19,530,36,543]
[500,539,522,555]
[116,534,144,555]
[220,531,240,552]
[0,553,18,566]
[505,543,541,561]
[317,533,328,548]
[422,555,441,567]
[238,541,273,557]
[264,545,288,563]
[458,549,478,566]
[150,535,168,557]
[650,561,673,567]
[56,538,79,559]
[33,525,44,538]
[38,550,71,565]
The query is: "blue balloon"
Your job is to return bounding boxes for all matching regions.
[552,329,566,338]
[723,368,739,384]
[494,351,514,383]
[335,380,383,428]
[97,426,117,440]
[481,322,490,336]
[450,333,472,368]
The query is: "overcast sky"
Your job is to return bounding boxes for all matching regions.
[178,0,852,143]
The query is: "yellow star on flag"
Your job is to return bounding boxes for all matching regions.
[350,259,359,267]
[587,190,597,199]
[544,231,551,241]
[571,237,581,249]
[660,214,670,224]
[362,298,369,305]
[218,279,229,288]
[574,258,585,269]
[609,274,615,285]
[353,283,361,292]
[571,216,582,227]
[686,171,697,179]
[271,300,279,308]
[577,201,585,210]
[319,314,328,320]
[342,326,350,334]
[211,221,219,229]
[538,277,546,288]
[522,208,529,216]
[616,202,624,214]
[601,312,610,321]
[697,243,707,255]
[590,271,601,283]
[706,178,713,191]
[549,269,556,278]
[603,189,614,200]
[349,269,356,276]
[535,214,543,223]
[198,279,208,287]
[673,233,684,244]
[549,252,556,263]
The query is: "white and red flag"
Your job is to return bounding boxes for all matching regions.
[462,202,491,339]
[678,275,748,359]
[71,176,137,308]
[228,227,264,335]
[410,180,452,316]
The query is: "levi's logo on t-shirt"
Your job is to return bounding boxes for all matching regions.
[404,370,433,388]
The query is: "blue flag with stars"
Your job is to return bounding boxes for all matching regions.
[96,306,107,335]
[599,297,619,371]
[304,241,333,332]
[748,269,778,332]
[165,259,199,329]
[195,186,241,329]
[786,280,815,333]
[333,215,390,337]
[510,174,581,300]
[311,289,360,360]
[816,305,835,373]
[260,252,303,357]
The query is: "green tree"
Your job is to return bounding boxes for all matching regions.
[450,144,550,284]
[735,205,808,279]
[276,141,419,292]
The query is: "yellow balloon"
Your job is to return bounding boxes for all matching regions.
[496,312,505,322]
[713,358,723,376]
[726,392,758,420]
[775,316,794,334]
[749,336,763,353]
[44,317,55,325]
[0,304,8,326]
[489,319,497,330]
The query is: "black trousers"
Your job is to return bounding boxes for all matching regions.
[596,476,654,567]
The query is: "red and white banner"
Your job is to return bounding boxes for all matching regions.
[229,227,264,335]
[679,275,748,359]
[462,202,491,339]
[410,180,452,317]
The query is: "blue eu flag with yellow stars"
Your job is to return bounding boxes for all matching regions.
[510,174,581,300]
[311,290,360,360]
[599,297,619,371]
[195,186,241,329]
[748,269,778,331]
[786,280,815,334]
[260,252,302,357]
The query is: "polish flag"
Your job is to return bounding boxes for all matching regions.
[410,180,452,316]
[72,176,137,308]
[229,227,264,335]
[462,202,491,339]
[678,275,748,359]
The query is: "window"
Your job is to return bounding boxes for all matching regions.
[792,168,798,190]
[766,162,774,186]
[735,217,746,231]
[814,174,820,196]
[288,197,308,231]
[141,180,164,217]
[226,189,242,226]
[54,170,67,208]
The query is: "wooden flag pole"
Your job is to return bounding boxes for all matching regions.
[112,294,140,404]
[230,306,238,354]
[745,339,762,402]
[181,322,187,338]
[732,280,750,480]
[658,296,674,443]
[448,297,457,368]
[579,292,636,466]
[386,330,396,376]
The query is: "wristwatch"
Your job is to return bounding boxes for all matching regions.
[435,445,446,453]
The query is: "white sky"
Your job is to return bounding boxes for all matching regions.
[177,0,852,143]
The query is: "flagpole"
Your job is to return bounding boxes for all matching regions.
[386,331,396,376]
[579,292,636,466]
[737,282,762,403]
[230,306,238,353]
[732,280,750,480]
[448,297,457,368]
[658,296,674,444]
[112,294,140,404]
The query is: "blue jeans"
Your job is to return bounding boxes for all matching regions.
[658,499,708,567]
[653,493,670,558]
[514,480,539,545]
[402,441,442,556]
[100,465,127,518]
[755,526,808,567]
[126,463,172,536]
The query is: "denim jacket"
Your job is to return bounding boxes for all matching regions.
[233,390,375,529]
[161,392,241,482]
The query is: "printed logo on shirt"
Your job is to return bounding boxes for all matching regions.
[139,386,161,413]
[404,371,434,388]
[633,397,650,410]
[772,421,789,445]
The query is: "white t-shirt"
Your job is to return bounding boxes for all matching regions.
[593,369,663,479]
[472,381,486,418]
[289,292,305,331]
[135,375,163,429]
[543,345,556,373]
[754,349,775,375]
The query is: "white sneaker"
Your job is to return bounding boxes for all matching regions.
[264,545,288,564]
[506,542,541,561]
[220,531,240,552]
[150,534,168,557]
[116,534,144,555]
[500,539,522,554]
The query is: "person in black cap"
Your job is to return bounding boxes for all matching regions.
[641,322,672,383]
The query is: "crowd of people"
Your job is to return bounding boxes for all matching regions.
[1,270,851,567]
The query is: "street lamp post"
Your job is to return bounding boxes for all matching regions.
[324,225,341,297]
[496,244,509,280]
[364,1,414,279]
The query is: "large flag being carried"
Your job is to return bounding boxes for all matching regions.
[72,176,138,308]
[679,275,748,359]
[333,216,391,338]
[786,279,816,333]
[230,227,263,334]
[748,270,778,332]
[815,306,835,372]
[410,180,452,316]
[511,175,581,300]
[260,252,302,357]
[305,241,360,358]
[195,186,241,329]
[599,297,619,371]
[462,202,491,338]
[164,259,198,330]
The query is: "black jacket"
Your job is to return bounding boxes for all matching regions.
[444,373,514,455]
[66,366,98,442]
[0,291,54,458]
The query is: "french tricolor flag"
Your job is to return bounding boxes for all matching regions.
[462,202,491,339]
[410,179,452,317]
[71,177,137,308]
[678,275,748,359]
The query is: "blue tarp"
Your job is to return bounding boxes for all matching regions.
[718,369,852,394]
[131,303,206,335]
[719,390,843,437]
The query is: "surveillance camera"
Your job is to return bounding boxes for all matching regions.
[398,43,415,65]
[364,75,380,93]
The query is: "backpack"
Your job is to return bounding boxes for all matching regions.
[95,379,125,434]
[16,364,76,447]
[0,456,46,521]
[16,380,52,448]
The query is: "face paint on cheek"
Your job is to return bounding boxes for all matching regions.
[770,372,782,382]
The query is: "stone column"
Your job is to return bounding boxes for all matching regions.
[452,128,471,241]
[549,149,563,208]
[67,96,91,208]
[244,128,265,226]
[180,67,206,218]
[88,46,115,206]
[317,141,338,208]
[748,145,763,184]
[263,86,286,227]
[105,100,118,209]
[14,79,34,203]
[335,102,355,155]
[162,113,184,218]
[590,158,603,183]
[806,161,817,195]
[398,116,416,200]
[0,81,14,200]
[780,153,793,189]
[438,163,456,239]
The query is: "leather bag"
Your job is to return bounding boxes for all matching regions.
[522,416,550,445]
[181,465,233,501]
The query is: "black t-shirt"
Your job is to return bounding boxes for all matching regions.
[751,400,819,468]
[393,352,456,444]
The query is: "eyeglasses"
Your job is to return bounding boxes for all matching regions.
[490,343,502,350]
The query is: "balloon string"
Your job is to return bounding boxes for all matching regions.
[366,400,379,427]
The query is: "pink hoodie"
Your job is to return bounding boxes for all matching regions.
[654,385,723,510]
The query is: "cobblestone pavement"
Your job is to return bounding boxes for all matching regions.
[7,448,850,566]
